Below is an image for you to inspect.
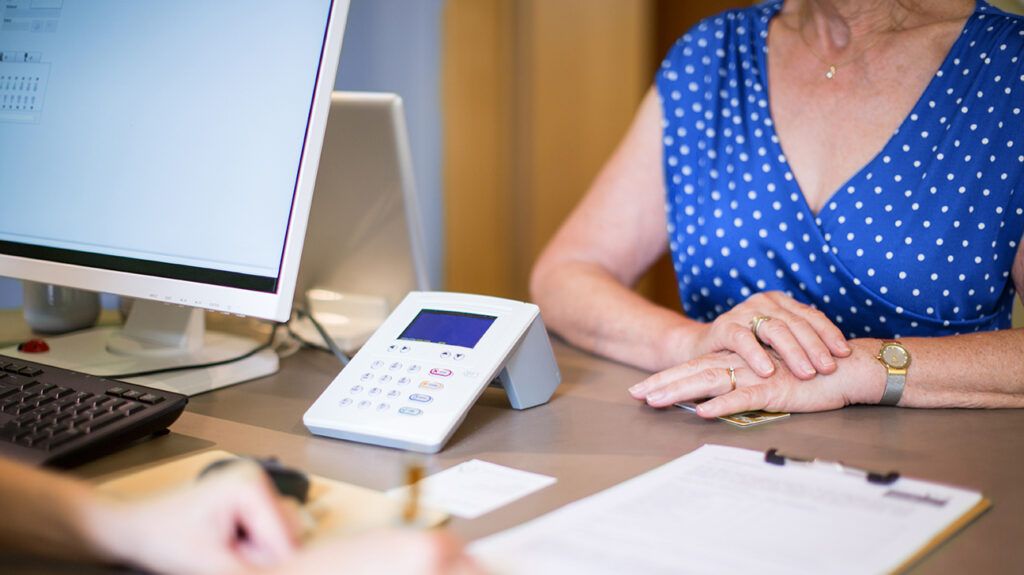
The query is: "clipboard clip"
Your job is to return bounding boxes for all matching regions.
[765,448,900,485]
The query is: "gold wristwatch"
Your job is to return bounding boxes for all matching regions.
[876,341,910,406]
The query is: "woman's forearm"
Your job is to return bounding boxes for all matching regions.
[531,260,703,372]
[897,328,1024,408]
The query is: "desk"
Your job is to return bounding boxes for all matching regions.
[55,339,1021,573]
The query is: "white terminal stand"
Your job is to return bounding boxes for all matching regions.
[2,300,278,396]
[304,292,562,453]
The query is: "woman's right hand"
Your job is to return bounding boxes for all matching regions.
[689,291,851,379]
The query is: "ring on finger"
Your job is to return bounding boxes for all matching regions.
[749,315,773,347]
[727,366,737,391]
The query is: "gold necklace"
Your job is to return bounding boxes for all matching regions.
[797,17,903,80]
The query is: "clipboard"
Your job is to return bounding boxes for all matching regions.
[764,448,991,574]
[469,444,991,575]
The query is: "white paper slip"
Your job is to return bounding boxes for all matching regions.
[387,459,556,519]
[470,444,988,575]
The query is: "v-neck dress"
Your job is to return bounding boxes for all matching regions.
[656,0,1024,339]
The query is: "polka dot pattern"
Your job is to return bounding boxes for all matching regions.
[656,0,1024,339]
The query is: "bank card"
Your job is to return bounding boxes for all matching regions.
[675,401,790,427]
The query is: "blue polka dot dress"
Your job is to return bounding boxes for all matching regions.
[657,0,1024,339]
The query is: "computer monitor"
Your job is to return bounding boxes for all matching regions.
[291,92,431,352]
[0,1,350,395]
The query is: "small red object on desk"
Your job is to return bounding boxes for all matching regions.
[17,339,50,353]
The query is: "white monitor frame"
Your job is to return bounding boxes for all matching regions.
[0,0,351,324]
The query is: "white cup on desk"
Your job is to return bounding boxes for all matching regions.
[22,281,101,334]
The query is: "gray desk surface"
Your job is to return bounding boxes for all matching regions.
[64,339,1023,574]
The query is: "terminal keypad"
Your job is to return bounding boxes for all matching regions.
[334,341,470,418]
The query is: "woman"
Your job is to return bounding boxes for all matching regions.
[531,0,1024,416]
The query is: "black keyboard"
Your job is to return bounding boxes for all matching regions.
[0,355,187,467]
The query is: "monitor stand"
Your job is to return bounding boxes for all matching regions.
[2,300,278,396]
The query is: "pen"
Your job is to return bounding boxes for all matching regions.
[765,448,900,485]
[402,462,425,525]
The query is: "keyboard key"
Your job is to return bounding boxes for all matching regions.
[122,390,143,401]
[106,387,128,397]
[53,386,74,398]
[0,386,18,400]
[3,391,30,404]
[53,397,79,412]
[18,380,40,392]
[38,383,57,395]
[77,406,104,419]
[46,429,84,450]
[85,411,125,433]
[18,367,43,377]
[138,393,163,405]
[30,396,56,410]
[35,414,59,430]
[2,363,22,373]
[13,412,41,427]
[71,391,93,404]
[22,387,45,400]
[12,428,36,442]
[121,402,145,416]
[71,413,93,427]
[22,430,52,447]
[11,403,37,416]
[90,396,113,407]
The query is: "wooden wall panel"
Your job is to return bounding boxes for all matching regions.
[444,0,653,300]
[443,0,749,305]
[519,0,654,288]
[442,0,517,297]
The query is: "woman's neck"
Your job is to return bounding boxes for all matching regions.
[785,0,974,54]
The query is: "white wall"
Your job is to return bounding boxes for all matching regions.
[334,0,445,290]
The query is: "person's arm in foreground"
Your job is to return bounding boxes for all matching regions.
[0,457,478,575]
[630,251,1024,414]
[0,457,299,574]
[531,88,850,378]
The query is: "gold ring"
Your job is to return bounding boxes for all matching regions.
[727,366,737,391]
[750,315,772,347]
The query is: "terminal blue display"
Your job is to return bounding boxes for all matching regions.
[398,309,496,349]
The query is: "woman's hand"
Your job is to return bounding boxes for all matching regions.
[629,338,885,416]
[689,291,851,380]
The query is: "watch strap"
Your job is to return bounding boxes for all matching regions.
[879,372,905,406]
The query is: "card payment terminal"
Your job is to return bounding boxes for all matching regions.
[303,292,561,453]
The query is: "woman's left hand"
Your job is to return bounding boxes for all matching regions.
[628,339,886,417]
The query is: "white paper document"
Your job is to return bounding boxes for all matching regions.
[388,459,556,519]
[470,444,985,575]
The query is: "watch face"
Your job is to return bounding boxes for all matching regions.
[881,344,910,369]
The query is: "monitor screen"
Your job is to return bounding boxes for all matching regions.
[0,0,335,294]
[398,309,497,349]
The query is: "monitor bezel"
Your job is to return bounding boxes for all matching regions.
[0,0,350,323]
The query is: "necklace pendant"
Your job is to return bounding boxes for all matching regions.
[825,65,837,80]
